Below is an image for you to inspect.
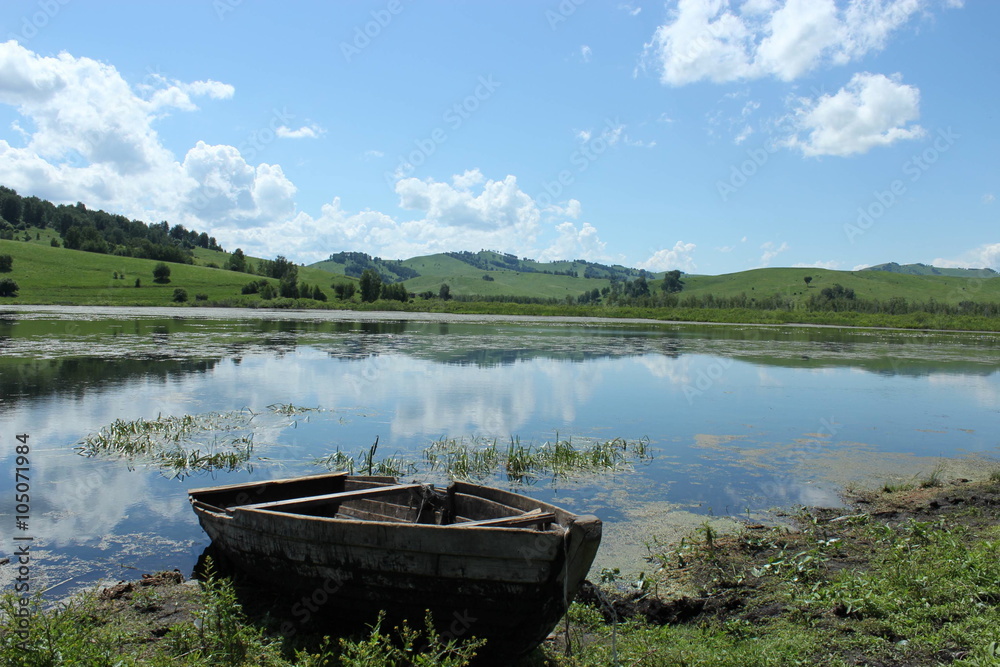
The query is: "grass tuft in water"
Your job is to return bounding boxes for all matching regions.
[424,434,652,483]
[76,411,258,477]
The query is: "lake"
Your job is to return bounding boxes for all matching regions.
[1,306,998,595]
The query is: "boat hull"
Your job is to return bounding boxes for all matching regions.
[189,473,601,659]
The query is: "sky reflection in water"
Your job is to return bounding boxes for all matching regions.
[1,307,998,592]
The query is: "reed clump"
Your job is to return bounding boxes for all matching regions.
[76,411,259,477]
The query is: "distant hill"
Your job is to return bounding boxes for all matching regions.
[310,249,653,282]
[307,250,659,299]
[861,262,998,278]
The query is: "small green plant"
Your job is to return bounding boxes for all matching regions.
[919,461,947,488]
[334,611,485,667]
[163,560,285,664]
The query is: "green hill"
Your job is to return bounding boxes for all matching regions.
[3,235,999,313]
[0,237,353,306]
[861,262,998,278]
[680,267,1000,305]
[308,249,654,300]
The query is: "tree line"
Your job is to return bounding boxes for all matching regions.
[0,186,222,264]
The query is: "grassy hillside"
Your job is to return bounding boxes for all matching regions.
[309,250,651,299]
[680,267,1000,305]
[4,237,999,316]
[0,239,352,306]
[861,262,999,278]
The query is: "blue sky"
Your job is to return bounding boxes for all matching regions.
[0,0,996,275]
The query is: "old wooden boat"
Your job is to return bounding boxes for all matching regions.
[188,472,602,659]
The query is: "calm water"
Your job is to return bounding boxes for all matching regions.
[1,306,998,594]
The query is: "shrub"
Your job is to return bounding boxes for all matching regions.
[0,278,18,297]
[172,288,188,303]
[195,293,209,302]
[153,262,171,283]
[0,254,12,272]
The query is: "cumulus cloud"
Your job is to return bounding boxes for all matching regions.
[638,241,697,272]
[0,42,622,266]
[0,41,291,232]
[580,45,593,63]
[275,124,324,139]
[645,0,945,85]
[538,221,609,263]
[933,244,1000,271]
[784,72,924,156]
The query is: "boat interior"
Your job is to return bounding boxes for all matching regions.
[190,473,560,530]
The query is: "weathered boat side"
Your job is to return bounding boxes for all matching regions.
[189,473,602,659]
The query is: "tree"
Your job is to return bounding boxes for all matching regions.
[359,269,382,302]
[227,248,247,272]
[279,275,299,298]
[0,254,12,272]
[0,278,18,297]
[333,282,356,300]
[135,278,141,288]
[259,283,276,299]
[439,283,451,301]
[661,270,685,294]
[152,262,171,283]
[172,288,188,303]
[804,276,813,287]
[312,285,327,301]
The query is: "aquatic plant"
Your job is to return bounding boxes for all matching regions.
[423,434,652,483]
[76,411,259,477]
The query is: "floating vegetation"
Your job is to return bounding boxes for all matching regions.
[76,411,259,478]
[266,403,319,416]
[314,437,417,477]
[314,434,650,484]
[423,434,652,484]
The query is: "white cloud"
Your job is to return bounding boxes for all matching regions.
[363,149,384,160]
[580,45,593,63]
[0,41,294,234]
[932,243,1000,271]
[0,42,621,266]
[645,0,946,85]
[983,193,995,204]
[758,240,789,266]
[638,241,697,272]
[793,260,841,269]
[538,221,609,262]
[784,72,924,156]
[451,168,486,190]
[275,124,324,139]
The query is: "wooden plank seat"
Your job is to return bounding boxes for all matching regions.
[453,508,556,528]
[228,483,423,514]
